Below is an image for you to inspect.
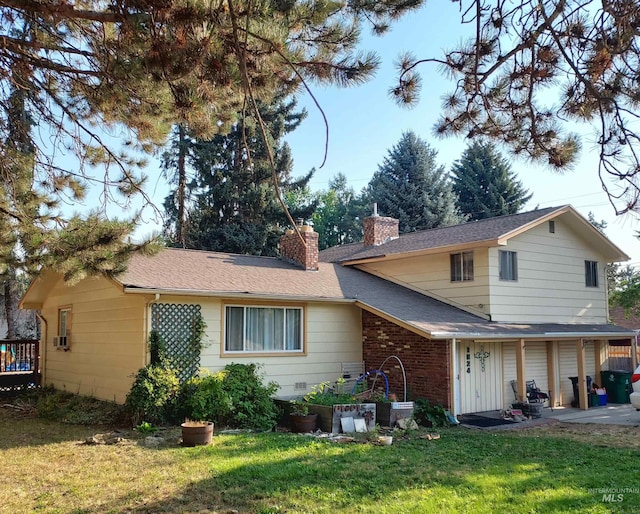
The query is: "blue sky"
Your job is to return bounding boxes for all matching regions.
[281,3,640,267]
[107,3,640,266]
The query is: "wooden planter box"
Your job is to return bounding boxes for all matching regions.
[376,401,414,427]
[307,403,376,434]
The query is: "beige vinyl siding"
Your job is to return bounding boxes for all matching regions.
[198,299,363,398]
[41,276,148,403]
[489,219,609,323]
[502,341,549,406]
[558,340,596,405]
[357,250,491,315]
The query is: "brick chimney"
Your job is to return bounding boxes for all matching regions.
[363,204,399,247]
[279,225,319,271]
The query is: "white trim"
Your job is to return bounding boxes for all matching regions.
[123,287,354,303]
[451,338,460,416]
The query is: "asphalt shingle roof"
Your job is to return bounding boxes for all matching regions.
[116,247,634,340]
[320,206,562,263]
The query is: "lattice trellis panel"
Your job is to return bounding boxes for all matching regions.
[151,303,202,382]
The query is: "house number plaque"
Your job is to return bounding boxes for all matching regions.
[466,347,471,374]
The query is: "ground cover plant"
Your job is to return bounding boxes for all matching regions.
[1,399,638,514]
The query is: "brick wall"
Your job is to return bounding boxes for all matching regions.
[279,227,319,271]
[363,216,399,247]
[362,310,451,408]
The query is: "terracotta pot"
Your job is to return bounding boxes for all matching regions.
[181,421,214,446]
[289,413,318,433]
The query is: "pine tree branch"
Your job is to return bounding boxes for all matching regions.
[2,1,127,24]
[0,34,95,58]
[227,0,302,240]
[247,29,329,168]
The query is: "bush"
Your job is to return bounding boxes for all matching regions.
[148,330,167,367]
[182,371,233,423]
[218,363,279,431]
[413,398,453,428]
[124,365,180,425]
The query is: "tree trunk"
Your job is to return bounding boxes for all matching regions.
[3,279,15,339]
[176,124,187,248]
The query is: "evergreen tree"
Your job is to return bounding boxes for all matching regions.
[367,132,464,233]
[0,1,422,279]
[451,142,532,221]
[394,1,640,214]
[163,95,314,256]
[313,174,367,250]
[0,67,157,286]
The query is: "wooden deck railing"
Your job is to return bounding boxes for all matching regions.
[0,339,40,395]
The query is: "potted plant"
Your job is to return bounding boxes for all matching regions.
[181,419,214,446]
[303,381,376,434]
[289,400,318,433]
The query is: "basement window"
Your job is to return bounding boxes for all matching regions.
[224,305,303,354]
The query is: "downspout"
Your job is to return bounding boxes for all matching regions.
[35,313,47,385]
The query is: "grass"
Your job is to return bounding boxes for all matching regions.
[0,404,638,514]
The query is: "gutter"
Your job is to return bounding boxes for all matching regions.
[429,330,637,340]
[122,287,355,304]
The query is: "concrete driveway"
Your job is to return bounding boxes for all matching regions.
[547,403,640,426]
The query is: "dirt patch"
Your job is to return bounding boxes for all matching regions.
[516,422,640,449]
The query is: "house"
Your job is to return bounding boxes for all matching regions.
[19,205,635,414]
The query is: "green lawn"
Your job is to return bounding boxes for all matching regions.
[1,409,637,513]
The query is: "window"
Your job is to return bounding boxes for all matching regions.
[499,250,518,281]
[585,260,599,287]
[450,251,474,282]
[549,220,555,233]
[55,307,71,348]
[224,305,303,353]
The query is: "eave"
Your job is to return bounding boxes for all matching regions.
[121,286,355,304]
[340,240,499,266]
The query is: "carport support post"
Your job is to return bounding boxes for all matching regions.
[576,338,588,410]
[516,338,526,402]
[594,340,603,384]
[546,341,557,407]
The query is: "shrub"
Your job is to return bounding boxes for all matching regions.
[148,330,167,367]
[124,365,180,425]
[182,371,233,423]
[413,398,453,428]
[219,363,279,431]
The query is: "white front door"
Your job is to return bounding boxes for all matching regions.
[459,341,503,414]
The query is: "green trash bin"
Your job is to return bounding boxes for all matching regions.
[600,370,632,403]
